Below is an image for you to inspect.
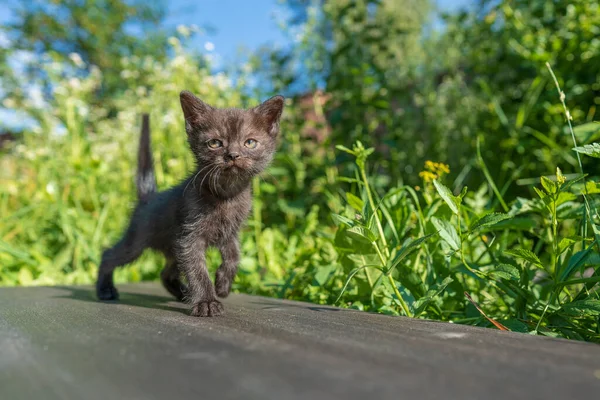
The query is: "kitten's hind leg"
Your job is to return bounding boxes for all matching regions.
[96,229,145,301]
[215,236,240,298]
[160,258,187,302]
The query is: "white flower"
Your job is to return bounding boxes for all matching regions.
[46,182,57,195]
[29,86,45,107]
[0,31,10,49]
[68,78,81,90]
[241,63,253,74]
[68,52,85,68]
[172,55,186,68]
[2,98,16,108]
[176,25,190,37]
[204,41,215,52]
[214,72,231,90]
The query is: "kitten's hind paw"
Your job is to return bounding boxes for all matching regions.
[191,300,224,317]
[215,270,232,298]
[162,279,187,302]
[97,285,119,301]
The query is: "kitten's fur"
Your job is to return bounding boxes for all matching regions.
[96,91,284,317]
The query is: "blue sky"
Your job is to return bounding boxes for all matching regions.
[163,0,473,63]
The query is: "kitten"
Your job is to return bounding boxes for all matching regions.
[96,91,284,317]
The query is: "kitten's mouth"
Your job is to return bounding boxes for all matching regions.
[223,162,242,174]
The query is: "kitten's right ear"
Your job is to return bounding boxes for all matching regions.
[180,90,214,133]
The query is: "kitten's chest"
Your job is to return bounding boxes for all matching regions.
[193,192,252,244]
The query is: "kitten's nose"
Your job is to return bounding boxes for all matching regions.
[226,152,240,161]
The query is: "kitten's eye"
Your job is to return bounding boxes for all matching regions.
[244,138,258,149]
[207,139,223,149]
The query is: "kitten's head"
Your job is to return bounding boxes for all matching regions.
[180,91,284,195]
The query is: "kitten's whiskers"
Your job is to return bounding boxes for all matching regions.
[198,165,219,195]
[183,163,213,197]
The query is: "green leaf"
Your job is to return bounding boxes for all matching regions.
[335,145,355,155]
[346,225,378,244]
[583,181,600,194]
[469,213,512,233]
[347,254,380,268]
[560,247,600,282]
[560,174,586,192]
[18,268,34,285]
[337,177,361,184]
[573,143,600,158]
[504,248,543,268]
[533,186,547,200]
[331,213,355,227]
[431,216,460,251]
[412,277,453,317]
[561,300,600,317]
[540,175,557,195]
[433,179,460,214]
[386,233,435,274]
[335,265,385,304]
[333,225,374,255]
[346,192,364,212]
[555,276,600,289]
[558,237,577,255]
[492,217,537,231]
[500,319,529,333]
[555,191,577,207]
[314,265,336,286]
[488,264,520,281]
[572,122,600,143]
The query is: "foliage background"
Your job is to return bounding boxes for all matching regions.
[1,0,600,341]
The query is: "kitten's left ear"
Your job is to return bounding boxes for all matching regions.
[254,95,285,136]
[180,90,214,134]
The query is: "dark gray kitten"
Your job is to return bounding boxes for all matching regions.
[96,91,284,317]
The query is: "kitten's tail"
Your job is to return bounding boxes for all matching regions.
[136,114,157,202]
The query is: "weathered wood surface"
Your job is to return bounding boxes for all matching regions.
[1,283,599,399]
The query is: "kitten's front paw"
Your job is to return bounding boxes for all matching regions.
[191,300,224,317]
[215,270,232,298]
[97,285,119,301]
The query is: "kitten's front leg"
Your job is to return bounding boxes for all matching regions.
[177,235,223,317]
[215,236,240,298]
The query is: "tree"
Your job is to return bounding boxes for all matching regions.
[3,0,170,107]
[256,0,433,184]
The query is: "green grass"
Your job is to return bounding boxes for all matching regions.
[1,49,599,342]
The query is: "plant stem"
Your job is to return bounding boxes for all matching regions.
[388,275,413,317]
[372,240,411,317]
[360,255,374,288]
[360,166,390,258]
[535,291,557,333]
[373,241,387,268]
[546,63,599,246]
[551,195,559,280]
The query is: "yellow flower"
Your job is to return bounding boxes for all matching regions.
[419,171,437,183]
[424,160,450,175]
[437,163,450,175]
